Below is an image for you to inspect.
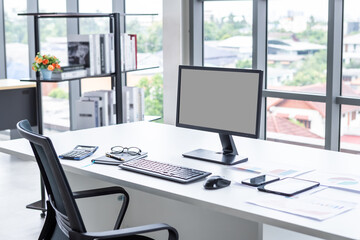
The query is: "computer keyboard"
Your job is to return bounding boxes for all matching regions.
[119,158,212,183]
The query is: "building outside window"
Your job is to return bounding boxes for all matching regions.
[266,0,328,148]
[198,0,360,154]
[340,0,360,153]
[203,1,253,68]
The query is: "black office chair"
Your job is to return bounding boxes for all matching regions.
[17,119,178,240]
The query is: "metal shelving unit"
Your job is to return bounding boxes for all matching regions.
[18,12,158,216]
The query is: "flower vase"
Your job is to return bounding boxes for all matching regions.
[40,68,52,80]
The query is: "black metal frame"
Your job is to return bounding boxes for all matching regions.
[19,12,125,129]
[17,119,179,240]
[18,12,124,216]
[18,11,159,216]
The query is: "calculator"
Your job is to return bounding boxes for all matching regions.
[59,145,98,160]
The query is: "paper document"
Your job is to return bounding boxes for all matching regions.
[248,193,356,221]
[233,161,314,178]
[301,171,360,193]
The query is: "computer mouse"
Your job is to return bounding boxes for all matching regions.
[204,175,231,190]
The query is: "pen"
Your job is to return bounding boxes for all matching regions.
[105,153,125,161]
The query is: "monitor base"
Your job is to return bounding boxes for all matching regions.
[183,149,248,165]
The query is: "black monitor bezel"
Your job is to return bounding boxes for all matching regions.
[176,65,263,139]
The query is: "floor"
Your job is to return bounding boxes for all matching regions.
[0,152,44,239]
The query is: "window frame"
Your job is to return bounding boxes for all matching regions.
[191,0,360,152]
[0,0,6,78]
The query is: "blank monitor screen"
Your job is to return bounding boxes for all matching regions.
[177,66,263,138]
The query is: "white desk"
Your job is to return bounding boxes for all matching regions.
[1,122,360,240]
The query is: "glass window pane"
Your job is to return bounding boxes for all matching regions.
[267,0,328,94]
[342,0,360,98]
[126,0,163,120]
[78,0,112,95]
[79,0,111,34]
[38,0,69,134]
[267,97,325,148]
[38,0,66,12]
[4,0,29,79]
[203,1,253,68]
[340,104,360,154]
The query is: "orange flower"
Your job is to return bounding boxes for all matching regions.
[55,64,61,69]
[47,65,55,71]
[36,58,42,64]
[32,66,36,71]
[35,56,38,61]
[42,59,49,65]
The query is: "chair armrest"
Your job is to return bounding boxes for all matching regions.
[70,223,179,240]
[73,186,129,229]
[73,186,128,199]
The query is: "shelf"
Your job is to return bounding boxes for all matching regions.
[18,12,158,18]
[124,66,159,73]
[20,73,115,82]
[20,67,159,82]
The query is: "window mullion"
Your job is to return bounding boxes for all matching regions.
[253,0,267,140]
[66,0,81,131]
[336,96,360,106]
[0,0,6,78]
[27,0,38,79]
[190,0,203,66]
[325,0,343,151]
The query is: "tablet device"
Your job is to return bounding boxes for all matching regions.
[257,177,319,196]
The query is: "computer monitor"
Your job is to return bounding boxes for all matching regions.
[176,65,263,165]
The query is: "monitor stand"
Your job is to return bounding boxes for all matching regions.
[183,133,248,165]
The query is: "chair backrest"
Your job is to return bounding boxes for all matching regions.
[17,120,86,237]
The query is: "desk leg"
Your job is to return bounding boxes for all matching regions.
[26,176,46,218]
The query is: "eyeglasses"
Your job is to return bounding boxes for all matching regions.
[110,146,142,156]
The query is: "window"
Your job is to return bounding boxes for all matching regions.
[342,0,360,98]
[267,98,325,148]
[194,0,350,152]
[79,0,111,35]
[203,1,253,68]
[340,105,360,153]
[265,0,328,147]
[339,0,360,153]
[78,0,112,94]
[267,0,328,94]
[125,0,163,120]
[38,0,69,134]
[4,0,29,79]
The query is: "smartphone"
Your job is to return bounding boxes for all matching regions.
[241,174,280,187]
